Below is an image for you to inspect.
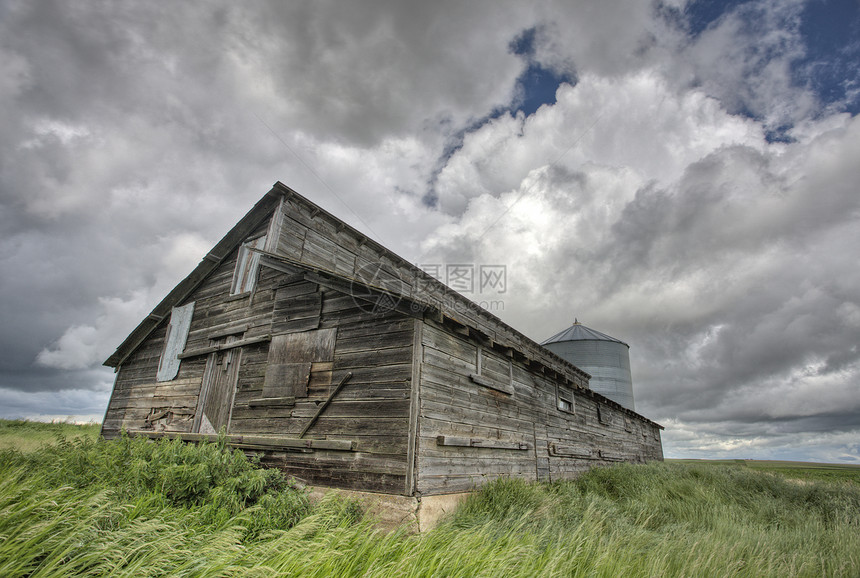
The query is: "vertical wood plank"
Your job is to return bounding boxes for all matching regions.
[405,318,422,496]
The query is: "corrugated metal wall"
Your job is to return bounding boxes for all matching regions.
[543,339,635,411]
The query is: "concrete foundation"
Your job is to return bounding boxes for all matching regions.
[307,487,471,533]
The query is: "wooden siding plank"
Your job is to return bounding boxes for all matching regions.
[178,334,271,359]
[436,436,530,450]
[405,318,421,496]
[298,372,353,438]
[468,373,514,395]
[129,431,356,451]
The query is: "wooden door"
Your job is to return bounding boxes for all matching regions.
[194,340,241,435]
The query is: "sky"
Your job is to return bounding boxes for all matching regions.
[1,0,859,462]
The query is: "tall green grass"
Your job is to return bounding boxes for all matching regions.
[1,430,858,577]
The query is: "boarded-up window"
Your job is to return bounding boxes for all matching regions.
[231,234,267,295]
[262,329,336,399]
[557,383,575,414]
[156,302,195,382]
[597,404,613,425]
[469,345,514,395]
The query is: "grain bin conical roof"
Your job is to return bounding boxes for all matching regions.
[541,320,628,347]
[540,319,636,410]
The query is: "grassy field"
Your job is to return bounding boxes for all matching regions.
[1,420,858,576]
[0,419,100,452]
[668,458,860,485]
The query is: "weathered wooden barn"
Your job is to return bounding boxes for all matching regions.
[102,182,663,497]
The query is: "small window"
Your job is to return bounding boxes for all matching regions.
[597,404,612,425]
[230,234,267,295]
[556,384,575,414]
[469,345,514,395]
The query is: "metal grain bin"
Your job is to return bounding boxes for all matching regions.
[541,320,635,411]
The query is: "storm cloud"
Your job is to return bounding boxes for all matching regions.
[1,0,858,461]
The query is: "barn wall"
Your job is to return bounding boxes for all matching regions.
[102,206,416,494]
[102,323,209,436]
[231,277,415,495]
[102,217,272,437]
[415,319,663,496]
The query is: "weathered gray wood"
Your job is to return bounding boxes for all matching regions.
[262,329,336,399]
[272,290,322,334]
[262,362,311,398]
[334,316,413,339]
[178,335,271,359]
[248,396,296,408]
[335,330,414,354]
[436,436,530,450]
[335,346,413,368]
[230,416,408,436]
[298,371,353,438]
[289,398,411,419]
[206,322,250,340]
[423,344,476,373]
[257,454,405,494]
[422,324,477,365]
[109,396,199,410]
[548,443,593,459]
[275,329,336,363]
[599,450,625,462]
[327,363,411,385]
[129,431,356,451]
[230,234,267,295]
[195,344,241,434]
[469,373,514,395]
[237,385,408,404]
[416,314,664,494]
[405,318,421,496]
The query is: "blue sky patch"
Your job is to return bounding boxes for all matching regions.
[514,62,573,117]
[423,27,575,206]
[669,0,860,141]
[683,0,751,37]
[795,0,860,115]
[509,27,575,116]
